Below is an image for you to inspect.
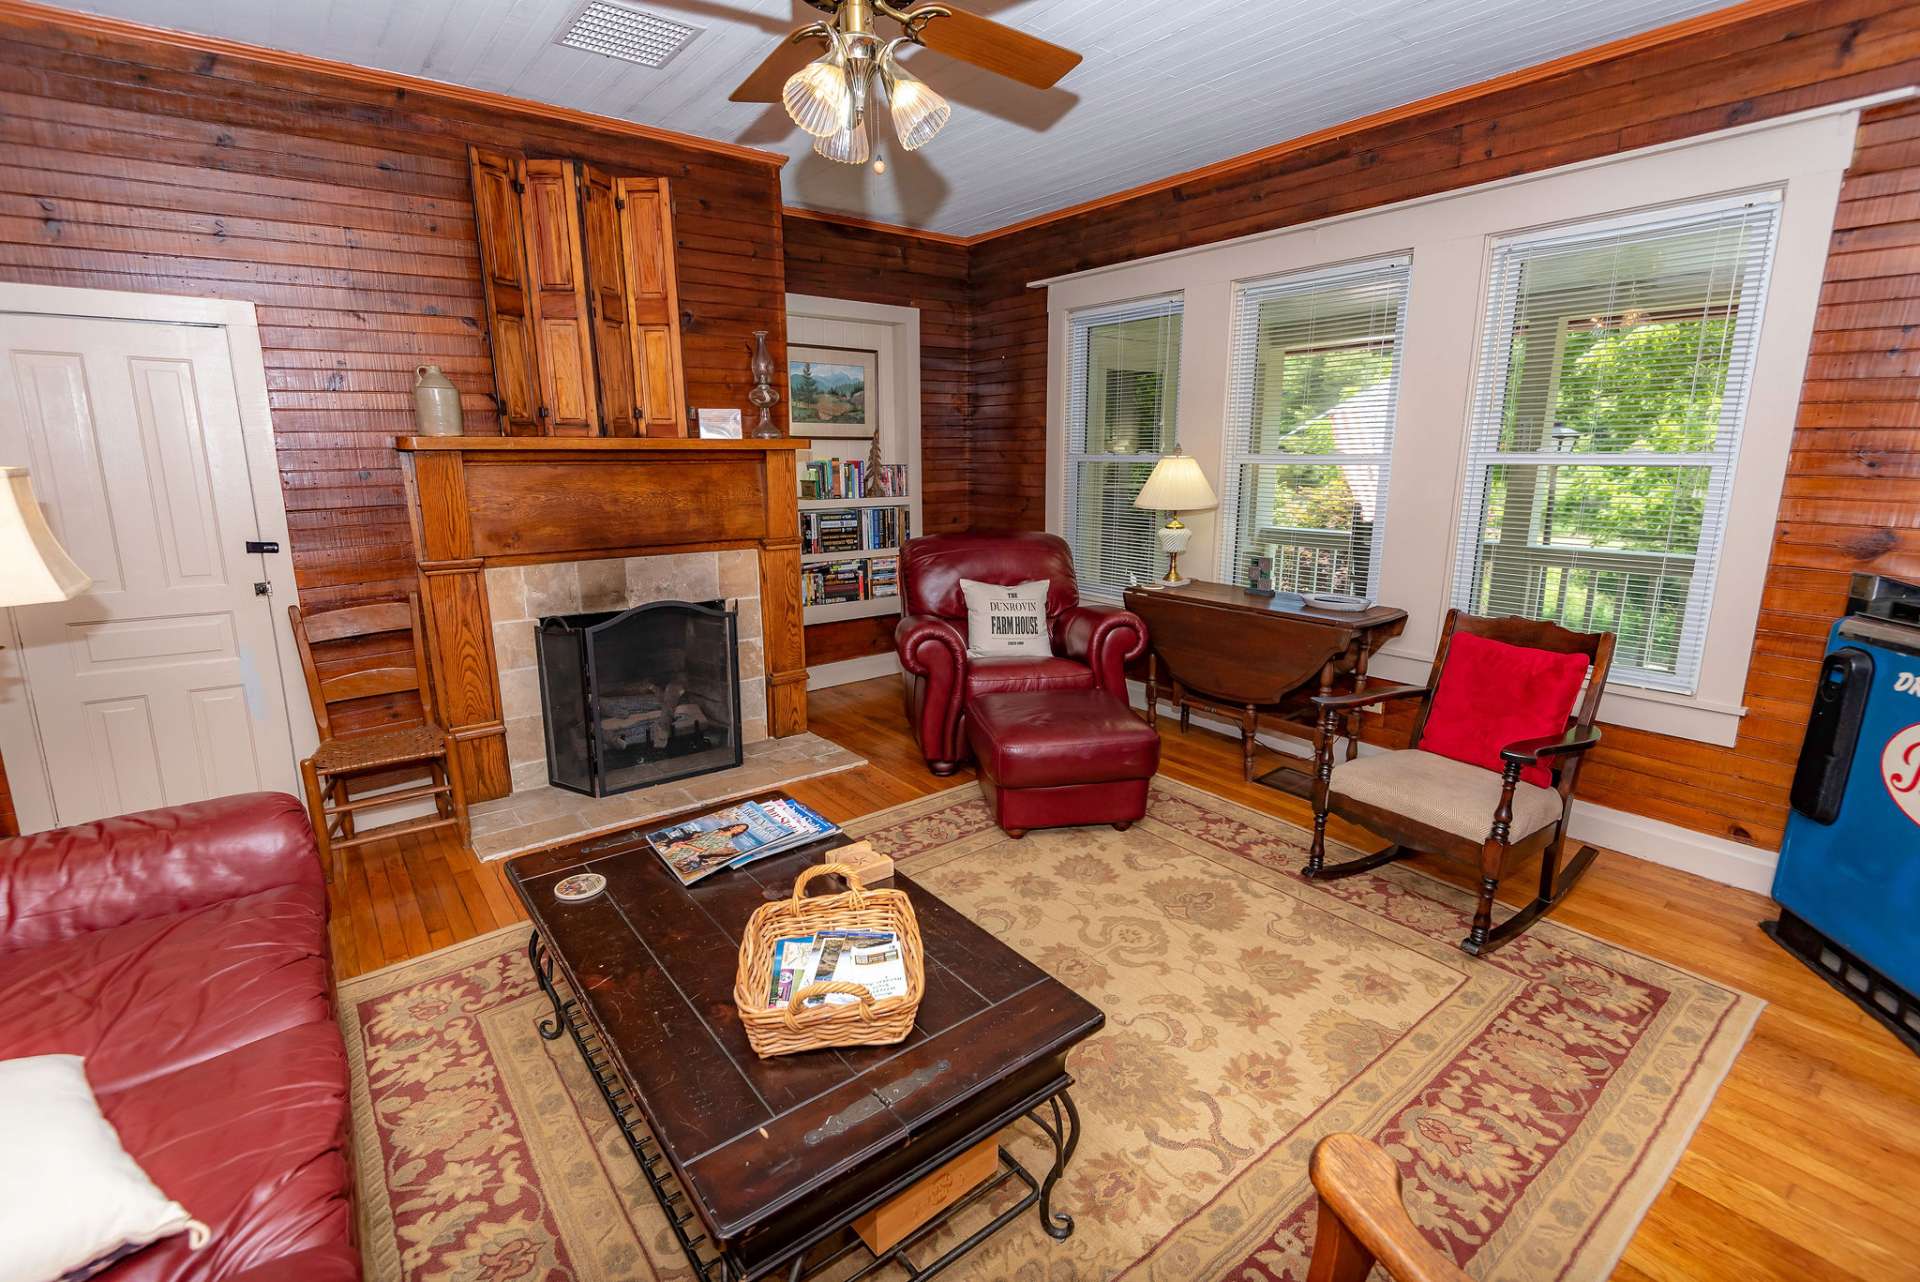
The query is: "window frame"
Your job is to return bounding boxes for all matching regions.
[1060,293,1186,600]
[1218,254,1412,598]
[1450,192,1781,695]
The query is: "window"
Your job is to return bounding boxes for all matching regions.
[1064,295,1182,597]
[1451,194,1780,692]
[1221,257,1409,595]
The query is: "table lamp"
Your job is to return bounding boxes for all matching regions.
[1133,452,1217,588]
[0,466,90,609]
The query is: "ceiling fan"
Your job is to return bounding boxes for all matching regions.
[729,0,1082,164]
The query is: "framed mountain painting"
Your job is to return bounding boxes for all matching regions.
[789,346,877,435]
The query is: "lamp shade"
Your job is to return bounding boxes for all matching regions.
[1133,453,1217,512]
[0,466,90,606]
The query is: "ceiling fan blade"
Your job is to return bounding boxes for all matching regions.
[907,6,1083,90]
[729,30,825,104]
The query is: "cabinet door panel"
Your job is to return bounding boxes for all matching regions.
[578,164,639,437]
[466,145,539,436]
[520,159,598,436]
[614,176,688,437]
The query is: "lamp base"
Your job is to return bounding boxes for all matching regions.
[1157,546,1189,588]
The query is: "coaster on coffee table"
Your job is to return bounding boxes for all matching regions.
[554,872,607,903]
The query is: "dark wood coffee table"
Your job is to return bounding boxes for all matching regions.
[505,792,1106,1282]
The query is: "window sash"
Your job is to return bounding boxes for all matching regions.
[1064,295,1184,598]
[1452,194,1781,692]
[1220,256,1410,596]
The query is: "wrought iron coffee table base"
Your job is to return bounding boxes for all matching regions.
[527,931,1082,1282]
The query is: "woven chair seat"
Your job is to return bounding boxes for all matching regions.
[310,723,446,774]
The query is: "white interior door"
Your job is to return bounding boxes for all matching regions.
[0,311,299,827]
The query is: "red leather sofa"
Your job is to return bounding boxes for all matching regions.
[0,793,360,1282]
[893,531,1148,774]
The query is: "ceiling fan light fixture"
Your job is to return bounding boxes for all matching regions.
[782,31,853,138]
[882,56,949,151]
[813,115,871,165]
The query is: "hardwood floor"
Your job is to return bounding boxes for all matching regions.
[329,676,1920,1282]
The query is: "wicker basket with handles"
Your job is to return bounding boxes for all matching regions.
[733,854,925,1058]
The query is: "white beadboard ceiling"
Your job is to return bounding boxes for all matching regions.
[47,0,1736,237]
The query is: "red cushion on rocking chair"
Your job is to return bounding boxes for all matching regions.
[1419,631,1590,787]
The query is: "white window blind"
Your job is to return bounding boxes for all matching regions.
[1451,193,1781,692]
[1220,256,1409,596]
[1064,295,1183,598]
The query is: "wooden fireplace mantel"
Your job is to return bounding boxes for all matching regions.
[396,435,811,801]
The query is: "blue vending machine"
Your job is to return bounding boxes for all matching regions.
[1768,573,1920,1053]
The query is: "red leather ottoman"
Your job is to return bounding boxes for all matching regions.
[966,689,1160,837]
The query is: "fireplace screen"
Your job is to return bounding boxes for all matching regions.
[535,600,742,797]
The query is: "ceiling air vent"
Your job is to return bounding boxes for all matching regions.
[557,1,702,69]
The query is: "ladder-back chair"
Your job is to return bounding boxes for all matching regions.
[289,593,468,875]
[1305,609,1614,955]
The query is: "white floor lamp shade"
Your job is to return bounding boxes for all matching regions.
[0,467,91,606]
[1133,454,1217,588]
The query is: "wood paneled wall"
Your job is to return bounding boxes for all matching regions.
[0,8,787,623]
[959,0,1920,851]
[781,212,972,661]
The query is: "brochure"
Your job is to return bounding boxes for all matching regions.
[799,929,907,1008]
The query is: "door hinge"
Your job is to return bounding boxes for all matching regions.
[614,198,626,211]
[254,581,272,597]
[510,178,525,195]
[245,539,280,555]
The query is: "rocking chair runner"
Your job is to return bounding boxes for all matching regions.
[1305,610,1615,956]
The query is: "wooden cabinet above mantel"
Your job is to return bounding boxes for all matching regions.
[468,147,688,439]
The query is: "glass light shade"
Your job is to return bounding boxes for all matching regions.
[885,64,949,151]
[782,35,852,138]
[1133,453,1217,512]
[813,116,870,165]
[0,467,90,605]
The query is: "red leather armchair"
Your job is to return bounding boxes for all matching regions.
[894,531,1148,774]
[0,794,359,1281]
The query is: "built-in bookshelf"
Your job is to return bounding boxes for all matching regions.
[789,296,922,633]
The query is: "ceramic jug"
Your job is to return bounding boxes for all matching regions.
[411,364,464,436]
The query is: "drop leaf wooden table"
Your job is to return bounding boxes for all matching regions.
[1123,580,1409,792]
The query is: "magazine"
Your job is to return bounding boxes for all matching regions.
[644,798,839,886]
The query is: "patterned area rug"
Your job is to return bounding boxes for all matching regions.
[341,778,1760,1281]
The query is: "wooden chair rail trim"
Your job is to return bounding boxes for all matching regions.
[780,0,1812,247]
[0,0,788,171]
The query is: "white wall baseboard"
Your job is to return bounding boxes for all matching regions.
[809,652,901,690]
[1121,678,1780,896]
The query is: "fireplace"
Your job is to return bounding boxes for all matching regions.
[535,600,743,796]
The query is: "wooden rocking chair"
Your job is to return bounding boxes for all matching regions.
[290,593,468,876]
[1305,610,1614,956]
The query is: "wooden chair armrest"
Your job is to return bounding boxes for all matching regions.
[1308,1134,1472,1282]
[1499,726,1603,765]
[1312,682,1427,713]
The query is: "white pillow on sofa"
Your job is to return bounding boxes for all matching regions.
[959,578,1054,659]
[0,1055,209,1282]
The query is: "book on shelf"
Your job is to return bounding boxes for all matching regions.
[798,459,910,501]
[643,798,840,886]
[869,557,899,598]
[801,509,863,554]
[801,558,869,606]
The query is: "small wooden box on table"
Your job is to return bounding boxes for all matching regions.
[506,791,1104,1282]
[1124,580,1408,791]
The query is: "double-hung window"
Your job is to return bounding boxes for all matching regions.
[1221,257,1409,595]
[1450,193,1781,692]
[1063,295,1183,598]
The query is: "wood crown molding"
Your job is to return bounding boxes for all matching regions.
[0,0,789,170]
[784,0,1817,248]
